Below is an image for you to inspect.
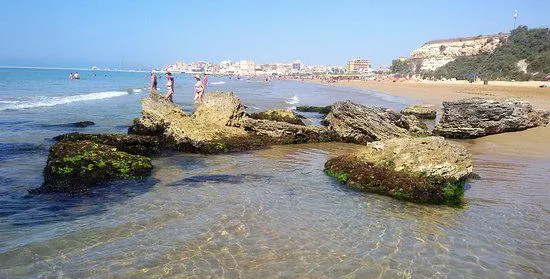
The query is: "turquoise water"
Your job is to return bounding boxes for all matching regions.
[1,68,549,278]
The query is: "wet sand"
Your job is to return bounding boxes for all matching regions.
[325,80,550,159]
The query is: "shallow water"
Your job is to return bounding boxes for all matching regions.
[0,68,549,278]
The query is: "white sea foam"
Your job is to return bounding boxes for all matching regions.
[285,95,300,105]
[131,88,143,93]
[0,91,129,111]
[0,100,19,104]
[210,81,226,85]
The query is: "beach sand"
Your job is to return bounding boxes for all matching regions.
[325,80,550,159]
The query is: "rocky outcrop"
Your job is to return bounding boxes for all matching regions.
[324,101,429,144]
[250,109,305,125]
[53,133,164,156]
[242,118,337,144]
[129,91,259,153]
[325,136,472,205]
[434,98,550,138]
[401,105,437,119]
[192,91,247,127]
[32,141,153,194]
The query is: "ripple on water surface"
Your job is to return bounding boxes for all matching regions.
[0,142,548,278]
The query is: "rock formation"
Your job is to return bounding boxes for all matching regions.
[296,105,332,114]
[401,105,437,119]
[434,98,550,138]
[325,137,473,205]
[52,133,165,156]
[249,109,305,125]
[32,140,153,194]
[129,91,334,153]
[242,118,337,144]
[324,101,430,144]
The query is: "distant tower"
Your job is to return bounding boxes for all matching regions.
[513,10,518,29]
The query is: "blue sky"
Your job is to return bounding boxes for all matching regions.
[0,0,548,69]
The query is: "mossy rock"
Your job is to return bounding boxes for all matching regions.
[53,133,164,156]
[33,140,153,193]
[249,109,305,125]
[296,105,331,114]
[324,137,472,205]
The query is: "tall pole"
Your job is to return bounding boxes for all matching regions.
[513,10,518,29]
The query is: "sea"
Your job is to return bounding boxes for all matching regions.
[0,67,548,278]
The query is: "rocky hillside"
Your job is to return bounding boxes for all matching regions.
[411,34,508,71]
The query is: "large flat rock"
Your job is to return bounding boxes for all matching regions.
[324,101,429,144]
[434,98,550,138]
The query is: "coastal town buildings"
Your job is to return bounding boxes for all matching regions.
[346,58,371,73]
[164,58,363,77]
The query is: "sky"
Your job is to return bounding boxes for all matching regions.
[0,0,548,69]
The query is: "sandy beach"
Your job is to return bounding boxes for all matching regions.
[324,79,550,159]
[335,80,550,110]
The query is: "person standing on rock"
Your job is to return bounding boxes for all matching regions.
[193,74,204,104]
[165,72,174,102]
[150,71,157,95]
[201,73,208,102]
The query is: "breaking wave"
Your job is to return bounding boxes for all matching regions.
[210,81,226,85]
[0,91,130,111]
[285,95,300,105]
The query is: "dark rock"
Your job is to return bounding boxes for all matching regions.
[71,121,95,128]
[401,105,437,119]
[53,133,164,156]
[249,109,305,125]
[434,98,550,138]
[324,101,430,144]
[325,136,472,205]
[242,118,338,144]
[32,141,153,194]
[296,105,331,114]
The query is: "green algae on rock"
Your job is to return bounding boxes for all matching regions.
[296,105,332,114]
[33,140,153,193]
[324,136,472,205]
[53,133,165,156]
[250,109,305,125]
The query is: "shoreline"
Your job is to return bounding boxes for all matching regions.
[315,79,550,160]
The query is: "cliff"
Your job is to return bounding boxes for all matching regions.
[411,34,508,71]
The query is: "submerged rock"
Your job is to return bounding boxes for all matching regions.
[434,98,550,138]
[401,105,437,119]
[53,133,164,156]
[296,105,332,114]
[249,109,305,125]
[324,101,429,144]
[71,121,96,128]
[325,136,472,205]
[32,141,152,194]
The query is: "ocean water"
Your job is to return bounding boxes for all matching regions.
[0,68,549,278]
